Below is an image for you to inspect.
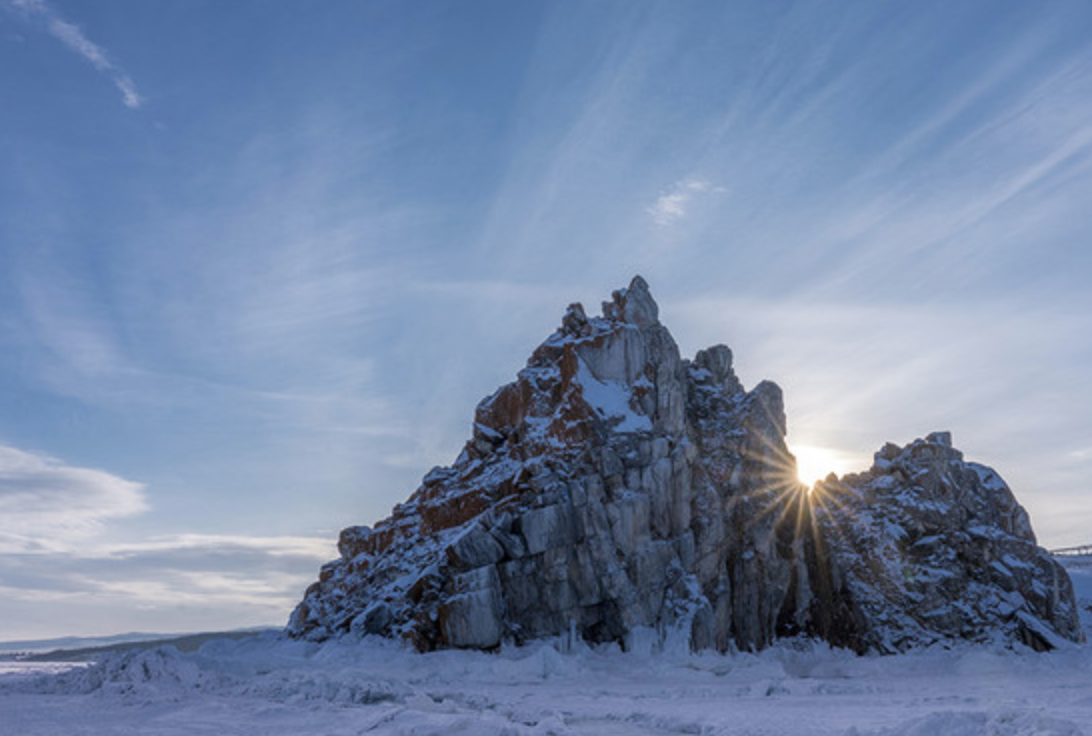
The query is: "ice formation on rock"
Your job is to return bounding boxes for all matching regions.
[288,277,1082,653]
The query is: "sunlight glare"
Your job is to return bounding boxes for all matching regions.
[791,444,857,488]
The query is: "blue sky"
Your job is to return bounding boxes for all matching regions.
[2,0,1092,640]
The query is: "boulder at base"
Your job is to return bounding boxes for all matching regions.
[288,277,1082,653]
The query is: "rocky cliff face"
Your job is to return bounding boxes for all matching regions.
[288,277,1082,653]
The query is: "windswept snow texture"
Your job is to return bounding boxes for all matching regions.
[4,597,1092,736]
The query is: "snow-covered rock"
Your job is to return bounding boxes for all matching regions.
[808,433,1084,652]
[288,277,1082,654]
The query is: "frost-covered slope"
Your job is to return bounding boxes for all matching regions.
[290,277,1082,654]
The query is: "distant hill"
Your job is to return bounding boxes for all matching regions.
[0,628,277,661]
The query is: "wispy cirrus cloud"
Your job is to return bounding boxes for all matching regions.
[0,443,148,553]
[7,0,142,108]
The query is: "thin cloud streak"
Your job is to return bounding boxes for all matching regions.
[100,533,336,561]
[8,0,143,108]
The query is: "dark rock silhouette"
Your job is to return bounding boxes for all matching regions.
[288,277,1082,653]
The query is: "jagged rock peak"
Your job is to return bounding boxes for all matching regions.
[557,276,661,339]
[870,431,960,474]
[600,274,659,326]
[287,279,1082,656]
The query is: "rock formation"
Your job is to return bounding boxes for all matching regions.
[288,277,1082,653]
[807,432,1083,651]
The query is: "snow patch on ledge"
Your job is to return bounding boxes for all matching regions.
[574,358,651,433]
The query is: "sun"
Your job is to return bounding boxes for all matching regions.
[791,444,856,488]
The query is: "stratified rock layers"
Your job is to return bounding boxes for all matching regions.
[288,277,1082,653]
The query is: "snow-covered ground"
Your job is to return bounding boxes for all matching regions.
[3,560,1091,736]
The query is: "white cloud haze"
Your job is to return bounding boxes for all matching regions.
[647,179,723,227]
